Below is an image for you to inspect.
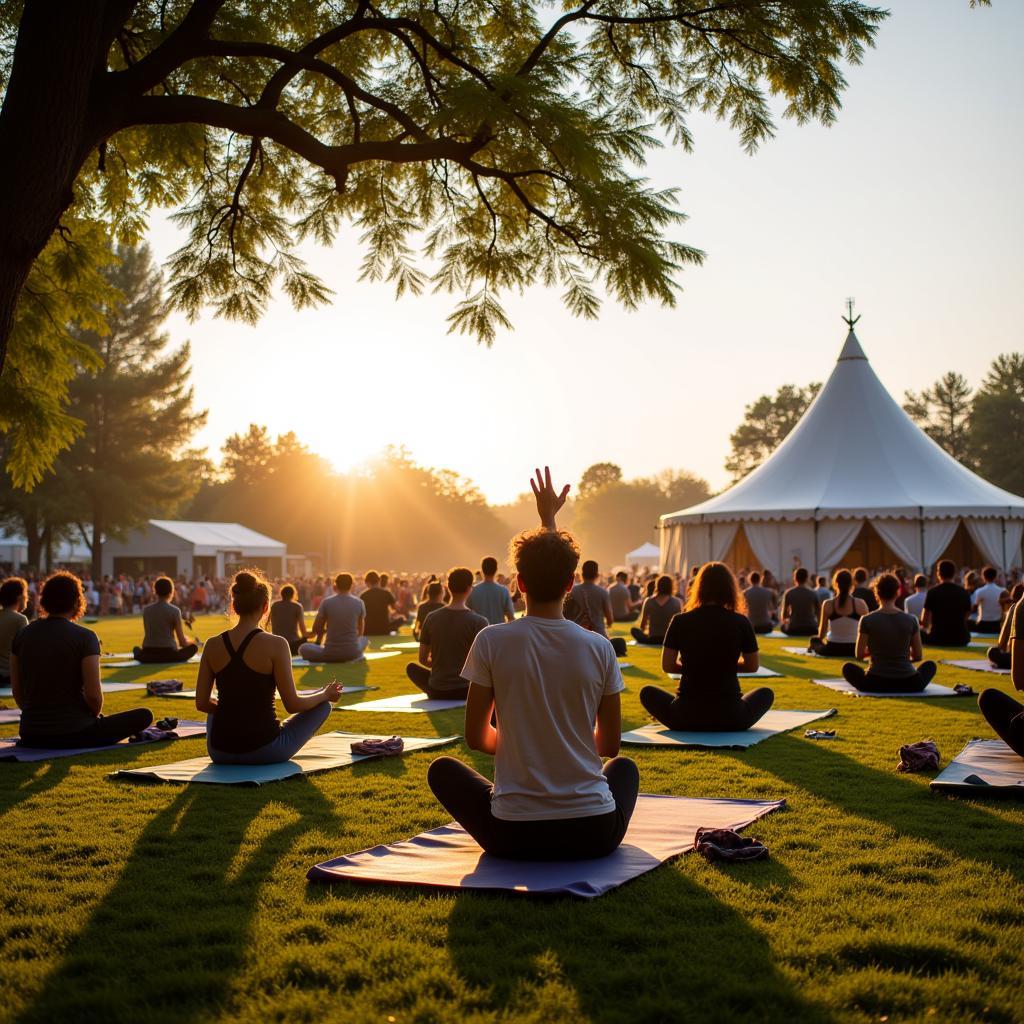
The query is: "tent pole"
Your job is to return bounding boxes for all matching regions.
[918,507,926,574]
[813,509,819,575]
[1002,515,1007,571]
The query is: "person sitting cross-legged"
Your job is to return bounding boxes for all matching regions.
[979,595,1024,758]
[467,557,516,625]
[298,573,370,663]
[779,567,820,637]
[131,576,200,663]
[609,571,640,623]
[426,467,639,861]
[921,560,971,647]
[13,571,153,749]
[566,560,628,658]
[638,562,774,732]
[987,584,1023,669]
[360,571,408,635]
[809,569,868,657]
[196,570,343,765]
[0,576,29,689]
[630,575,681,645]
[971,565,1009,636]
[841,573,937,693]
[743,571,776,634]
[413,581,446,641]
[407,567,488,700]
[270,584,311,656]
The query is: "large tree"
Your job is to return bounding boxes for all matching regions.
[972,353,1024,497]
[0,1,886,484]
[725,381,821,480]
[62,244,208,577]
[903,371,974,466]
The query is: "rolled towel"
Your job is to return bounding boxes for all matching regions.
[350,736,405,757]
[694,827,769,863]
[896,739,940,773]
[146,679,184,696]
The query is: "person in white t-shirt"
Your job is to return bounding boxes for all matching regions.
[426,467,640,861]
[972,566,1009,635]
[903,575,929,622]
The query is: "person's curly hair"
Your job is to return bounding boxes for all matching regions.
[510,529,580,602]
[39,570,86,619]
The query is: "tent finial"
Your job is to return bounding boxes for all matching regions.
[843,297,861,330]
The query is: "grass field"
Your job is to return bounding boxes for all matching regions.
[1,614,1022,1024]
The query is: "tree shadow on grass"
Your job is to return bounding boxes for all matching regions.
[0,759,72,817]
[754,735,1024,877]
[14,778,343,1024]
[445,863,834,1024]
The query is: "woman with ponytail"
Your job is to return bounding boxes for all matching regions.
[195,570,343,764]
[809,569,869,657]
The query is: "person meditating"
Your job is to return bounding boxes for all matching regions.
[298,573,370,663]
[987,584,1023,669]
[413,580,446,640]
[426,467,640,861]
[971,566,1009,636]
[779,567,820,637]
[360,571,407,635]
[196,570,343,765]
[132,576,199,663]
[809,570,868,657]
[922,560,971,647]
[978,596,1024,758]
[841,573,937,693]
[270,584,310,656]
[467,557,516,625]
[743,571,776,635]
[0,576,29,689]
[630,575,682,646]
[407,567,487,700]
[638,562,774,732]
[566,560,628,657]
[12,571,153,749]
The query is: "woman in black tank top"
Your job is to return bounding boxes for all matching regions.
[809,569,869,657]
[195,571,343,765]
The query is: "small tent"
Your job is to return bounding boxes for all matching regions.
[626,541,661,569]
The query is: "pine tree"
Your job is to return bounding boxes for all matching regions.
[972,354,1024,496]
[903,371,974,465]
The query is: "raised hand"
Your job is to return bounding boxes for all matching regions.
[530,466,570,530]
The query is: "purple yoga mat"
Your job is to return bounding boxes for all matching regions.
[0,720,207,762]
[308,794,784,898]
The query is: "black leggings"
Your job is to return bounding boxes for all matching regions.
[132,644,198,663]
[988,646,1011,670]
[752,623,775,635]
[978,688,1024,758]
[406,662,469,701]
[781,623,816,637]
[18,708,154,749]
[426,755,640,860]
[841,661,936,693]
[809,638,855,657]
[639,684,774,732]
[630,627,663,646]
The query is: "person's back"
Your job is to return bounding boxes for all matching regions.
[467,579,514,626]
[420,604,489,693]
[0,577,29,682]
[609,578,634,621]
[853,570,878,612]
[744,584,774,630]
[858,607,919,677]
[142,597,181,649]
[781,572,819,634]
[207,628,280,754]
[924,570,971,646]
[319,592,366,657]
[972,573,1006,632]
[414,598,445,637]
[270,597,304,643]
[568,576,611,637]
[904,586,927,622]
[664,604,753,702]
[641,594,681,640]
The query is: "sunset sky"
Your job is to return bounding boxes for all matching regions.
[146,0,1024,506]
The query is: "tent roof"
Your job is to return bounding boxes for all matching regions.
[148,520,286,551]
[663,329,1024,525]
[626,542,661,559]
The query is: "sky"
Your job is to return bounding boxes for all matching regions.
[145,0,1024,506]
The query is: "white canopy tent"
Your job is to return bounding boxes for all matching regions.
[626,542,661,569]
[661,328,1024,578]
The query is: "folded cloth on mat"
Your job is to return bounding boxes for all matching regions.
[782,646,824,658]
[897,739,940,773]
[668,665,782,681]
[0,720,206,762]
[338,693,466,714]
[146,679,184,696]
[0,708,21,724]
[694,827,769,863]
[291,651,401,667]
[930,739,1024,794]
[103,656,200,668]
[163,685,377,700]
[940,659,1010,675]
[307,794,784,898]
[1,680,149,698]
[112,731,458,785]
[810,678,963,698]
[620,708,836,750]
[350,736,404,756]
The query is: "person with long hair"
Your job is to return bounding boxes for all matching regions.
[639,562,774,731]
[809,569,869,657]
[630,575,681,646]
[841,573,937,693]
[12,571,153,748]
[196,570,343,764]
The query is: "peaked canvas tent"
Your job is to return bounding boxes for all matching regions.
[626,541,661,569]
[661,328,1024,578]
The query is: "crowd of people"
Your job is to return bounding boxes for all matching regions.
[2,472,1023,862]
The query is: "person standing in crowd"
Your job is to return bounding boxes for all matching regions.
[922,560,972,647]
[467,557,516,625]
[0,577,29,688]
[780,567,820,637]
[743,571,776,635]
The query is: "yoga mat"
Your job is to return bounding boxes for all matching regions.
[620,708,837,750]
[811,678,962,698]
[162,685,377,700]
[112,731,458,785]
[0,721,207,763]
[0,681,148,698]
[291,651,401,667]
[668,665,782,681]
[381,641,422,651]
[338,693,466,714]
[0,708,21,724]
[941,659,1010,675]
[103,655,200,668]
[307,794,785,898]
[931,739,1024,794]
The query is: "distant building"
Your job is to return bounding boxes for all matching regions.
[102,520,287,579]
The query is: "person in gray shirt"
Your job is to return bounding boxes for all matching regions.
[467,557,516,625]
[631,575,681,644]
[133,577,199,663]
[567,561,627,657]
[609,571,640,622]
[0,576,29,683]
[409,568,488,698]
[743,572,776,634]
[299,573,370,663]
[841,573,937,693]
[780,568,820,636]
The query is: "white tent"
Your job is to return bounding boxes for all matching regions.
[661,327,1024,577]
[626,541,661,569]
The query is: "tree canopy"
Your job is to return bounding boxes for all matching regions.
[725,381,821,480]
[0,0,886,485]
[904,371,974,466]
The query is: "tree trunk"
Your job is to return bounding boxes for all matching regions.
[92,516,103,582]
[22,509,43,573]
[0,2,118,370]
[42,524,53,572]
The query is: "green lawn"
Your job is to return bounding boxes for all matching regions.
[1,615,1022,1024]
